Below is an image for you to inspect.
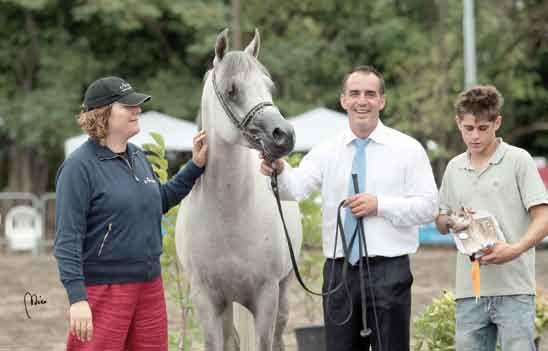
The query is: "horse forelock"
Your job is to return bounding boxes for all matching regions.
[218,52,271,85]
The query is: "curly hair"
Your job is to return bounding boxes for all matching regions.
[454,85,503,121]
[76,104,112,140]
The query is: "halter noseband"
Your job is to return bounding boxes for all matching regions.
[211,69,275,132]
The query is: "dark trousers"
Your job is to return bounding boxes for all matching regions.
[322,255,413,351]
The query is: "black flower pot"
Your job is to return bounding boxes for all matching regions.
[295,325,326,351]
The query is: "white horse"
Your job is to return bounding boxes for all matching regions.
[175,29,303,351]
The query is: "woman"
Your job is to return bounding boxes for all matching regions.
[54,76,207,350]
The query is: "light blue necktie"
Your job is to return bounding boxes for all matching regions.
[344,138,370,265]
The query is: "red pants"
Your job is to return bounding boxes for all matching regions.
[67,277,167,351]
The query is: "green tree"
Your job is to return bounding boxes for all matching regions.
[0,0,228,193]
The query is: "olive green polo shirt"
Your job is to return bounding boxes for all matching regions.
[439,139,548,299]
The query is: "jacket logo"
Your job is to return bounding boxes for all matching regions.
[143,176,156,184]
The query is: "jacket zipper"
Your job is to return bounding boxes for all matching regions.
[122,155,140,182]
[98,223,113,256]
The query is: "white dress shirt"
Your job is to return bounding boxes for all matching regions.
[277,121,439,258]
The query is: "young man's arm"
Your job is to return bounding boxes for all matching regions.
[435,214,452,234]
[480,204,548,265]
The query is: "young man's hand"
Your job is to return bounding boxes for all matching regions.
[479,241,522,265]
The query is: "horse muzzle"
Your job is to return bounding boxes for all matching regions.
[246,113,295,160]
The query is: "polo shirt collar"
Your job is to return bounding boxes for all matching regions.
[462,138,508,170]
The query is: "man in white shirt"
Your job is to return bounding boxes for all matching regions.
[260,66,438,351]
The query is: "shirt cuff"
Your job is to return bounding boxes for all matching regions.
[65,280,88,305]
[377,195,399,222]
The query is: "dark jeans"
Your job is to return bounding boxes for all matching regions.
[322,255,413,351]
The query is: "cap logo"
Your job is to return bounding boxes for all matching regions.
[119,82,132,93]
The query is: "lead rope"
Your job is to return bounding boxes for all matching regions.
[351,174,382,348]
[270,166,382,343]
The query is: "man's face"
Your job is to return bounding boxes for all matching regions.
[456,113,501,156]
[340,72,385,132]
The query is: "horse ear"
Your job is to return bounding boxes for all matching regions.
[244,28,260,58]
[214,28,229,66]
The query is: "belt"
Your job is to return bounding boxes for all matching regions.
[328,254,407,264]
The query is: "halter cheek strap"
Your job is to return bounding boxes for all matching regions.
[211,70,275,132]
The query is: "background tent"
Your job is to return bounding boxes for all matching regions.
[289,107,348,152]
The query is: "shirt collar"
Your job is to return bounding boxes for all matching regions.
[461,138,507,170]
[343,120,389,146]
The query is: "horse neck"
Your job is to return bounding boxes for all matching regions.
[200,83,257,196]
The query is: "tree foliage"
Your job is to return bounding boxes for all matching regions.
[1,0,547,191]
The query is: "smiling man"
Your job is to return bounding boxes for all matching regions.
[260,66,438,351]
[436,85,548,351]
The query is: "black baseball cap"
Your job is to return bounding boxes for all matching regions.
[82,76,151,112]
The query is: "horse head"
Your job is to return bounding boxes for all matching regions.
[207,28,295,160]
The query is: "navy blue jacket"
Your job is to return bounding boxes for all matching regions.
[54,138,204,304]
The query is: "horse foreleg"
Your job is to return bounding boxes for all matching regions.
[273,272,293,351]
[252,282,280,351]
[222,303,240,351]
[192,287,224,351]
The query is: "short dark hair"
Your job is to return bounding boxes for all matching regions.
[454,85,504,121]
[341,65,385,95]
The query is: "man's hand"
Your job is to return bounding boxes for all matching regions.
[191,130,208,168]
[259,152,284,176]
[69,300,93,342]
[343,192,378,217]
[479,241,522,265]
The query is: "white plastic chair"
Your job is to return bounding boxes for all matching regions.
[5,205,42,254]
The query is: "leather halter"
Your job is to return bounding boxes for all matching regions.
[211,69,275,133]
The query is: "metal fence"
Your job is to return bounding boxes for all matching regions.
[0,192,56,255]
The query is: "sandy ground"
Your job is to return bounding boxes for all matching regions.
[2,246,548,351]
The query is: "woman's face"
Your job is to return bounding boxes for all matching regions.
[107,102,142,141]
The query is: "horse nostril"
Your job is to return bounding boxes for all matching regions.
[272,127,287,145]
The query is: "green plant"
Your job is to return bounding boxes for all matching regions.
[413,291,456,351]
[286,152,324,322]
[413,290,548,351]
[144,132,202,351]
[536,289,548,341]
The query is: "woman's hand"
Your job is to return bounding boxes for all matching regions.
[69,300,93,342]
[192,130,208,168]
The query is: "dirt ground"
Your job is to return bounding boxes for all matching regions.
[2,246,548,351]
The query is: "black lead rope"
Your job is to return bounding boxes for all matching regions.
[270,169,383,348]
[351,175,382,349]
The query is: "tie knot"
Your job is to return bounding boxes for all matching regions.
[354,138,370,150]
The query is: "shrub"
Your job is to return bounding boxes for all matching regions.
[413,290,548,351]
[144,132,202,351]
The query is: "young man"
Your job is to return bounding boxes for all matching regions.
[436,85,548,351]
[260,66,438,351]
